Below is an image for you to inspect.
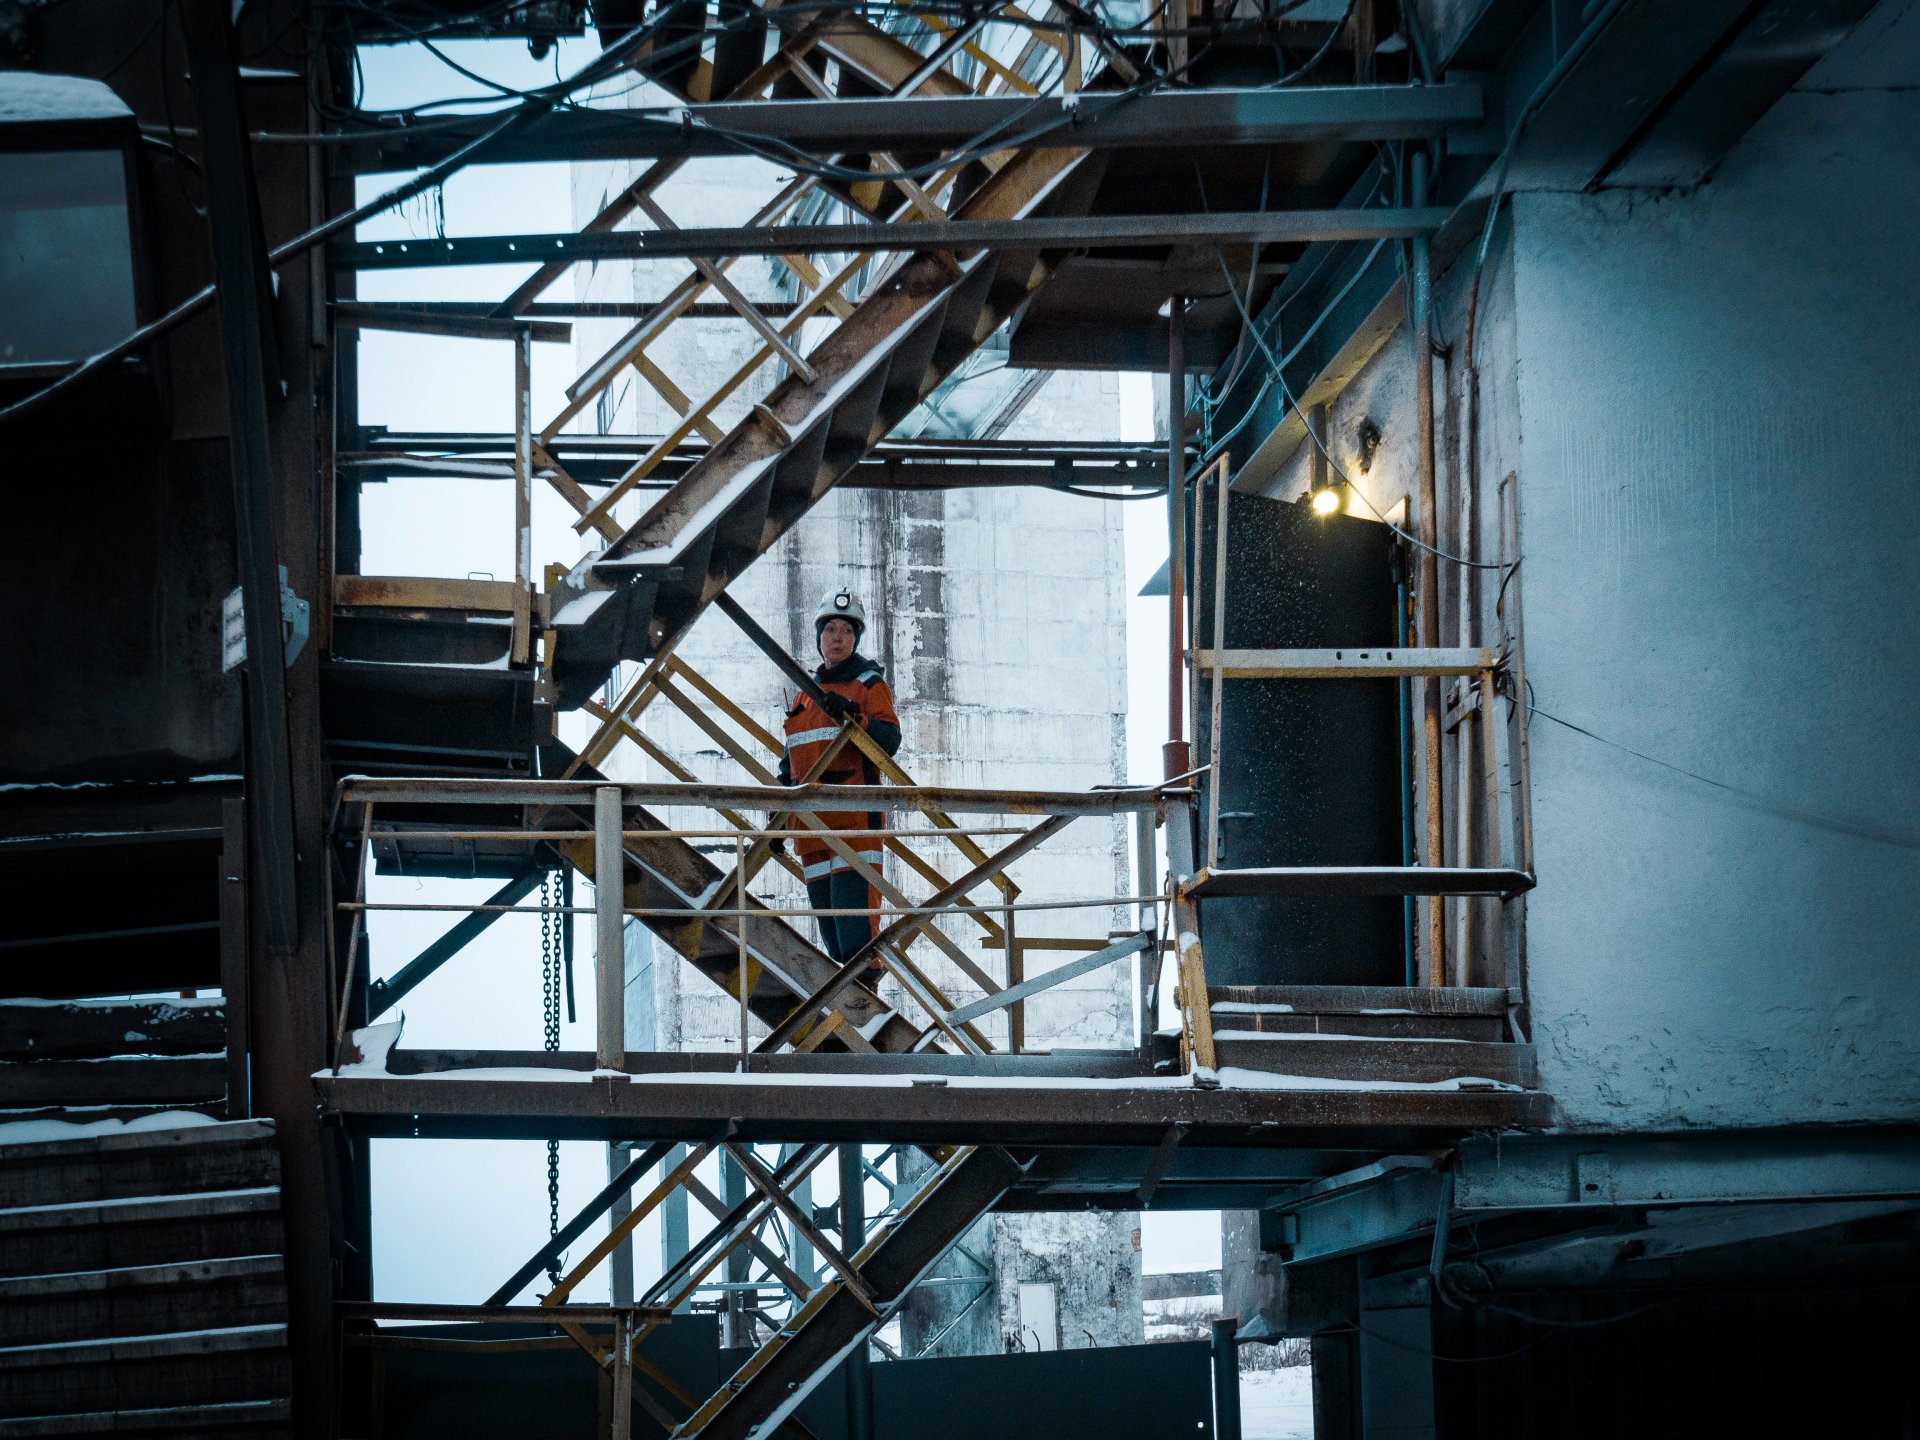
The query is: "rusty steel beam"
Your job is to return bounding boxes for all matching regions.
[334,209,1454,271]
[337,84,1485,170]
[314,1068,1551,1145]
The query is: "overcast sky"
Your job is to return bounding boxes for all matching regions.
[349,38,1217,1305]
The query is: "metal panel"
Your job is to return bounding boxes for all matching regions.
[1193,494,1405,985]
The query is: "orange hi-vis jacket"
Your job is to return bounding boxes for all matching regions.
[779,654,901,887]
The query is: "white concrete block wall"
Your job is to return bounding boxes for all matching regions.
[1239,2,1920,1132]
[1506,6,1920,1129]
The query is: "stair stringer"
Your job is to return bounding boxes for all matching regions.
[670,1144,1030,1440]
[541,741,920,1052]
[547,146,1108,705]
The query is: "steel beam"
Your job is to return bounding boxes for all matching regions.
[345,430,1160,490]
[1449,1126,1920,1212]
[483,1140,678,1305]
[1183,866,1534,898]
[365,869,542,1020]
[1193,647,1500,678]
[183,8,326,1435]
[337,775,1173,815]
[675,1147,1024,1440]
[312,1068,1549,1145]
[943,932,1149,1028]
[342,84,1485,171]
[594,786,625,1071]
[184,2,298,957]
[1268,1127,1920,1265]
[387,1048,1154,1079]
[334,209,1453,271]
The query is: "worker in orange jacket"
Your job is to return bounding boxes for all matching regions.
[774,590,902,980]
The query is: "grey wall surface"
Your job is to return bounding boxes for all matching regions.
[1512,2,1920,1128]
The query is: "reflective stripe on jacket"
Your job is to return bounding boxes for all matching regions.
[781,661,899,784]
[781,655,901,899]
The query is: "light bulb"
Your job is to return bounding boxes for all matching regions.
[1310,486,1341,516]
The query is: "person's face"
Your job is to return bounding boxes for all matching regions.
[819,617,858,666]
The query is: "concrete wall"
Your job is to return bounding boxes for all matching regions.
[1243,2,1920,1131]
[992,1209,1146,1351]
[1511,2,1920,1129]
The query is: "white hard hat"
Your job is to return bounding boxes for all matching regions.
[813,589,867,637]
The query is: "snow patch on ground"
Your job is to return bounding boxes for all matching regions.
[1240,1366,1314,1440]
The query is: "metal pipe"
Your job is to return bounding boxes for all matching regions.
[328,804,375,1072]
[513,326,533,593]
[484,1140,675,1306]
[714,592,838,714]
[594,787,626,1071]
[736,837,751,1068]
[338,84,1486,171]
[336,891,1174,919]
[366,869,544,1019]
[1005,901,1022,1055]
[1135,808,1158,1049]
[343,826,1041,841]
[1393,551,1416,987]
[1204,457,1230,871]
[1165,299,1192,781]
[1410,146,1447,988]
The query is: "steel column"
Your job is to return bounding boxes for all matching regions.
[1408,147,1446,988]
[840,1144,875,1440]
[1211,1317,1243,1440]
[182,7,325,1431]
[1165,299,1190,780]
[595,786,626,1071]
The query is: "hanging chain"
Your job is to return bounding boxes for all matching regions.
[541,871,562,1283]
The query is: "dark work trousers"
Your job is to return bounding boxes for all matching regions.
[806,869,877,969]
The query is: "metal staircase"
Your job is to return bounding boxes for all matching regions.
[668,1144,1026,1440]
[542,140,1099,706]
[0,1119,291,1436]
[314,8,1550,1428]
[540,740,923,1054]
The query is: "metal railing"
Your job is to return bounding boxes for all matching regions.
[328,774,1181,1074]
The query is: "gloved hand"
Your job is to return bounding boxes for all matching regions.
[819,691,856,722]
